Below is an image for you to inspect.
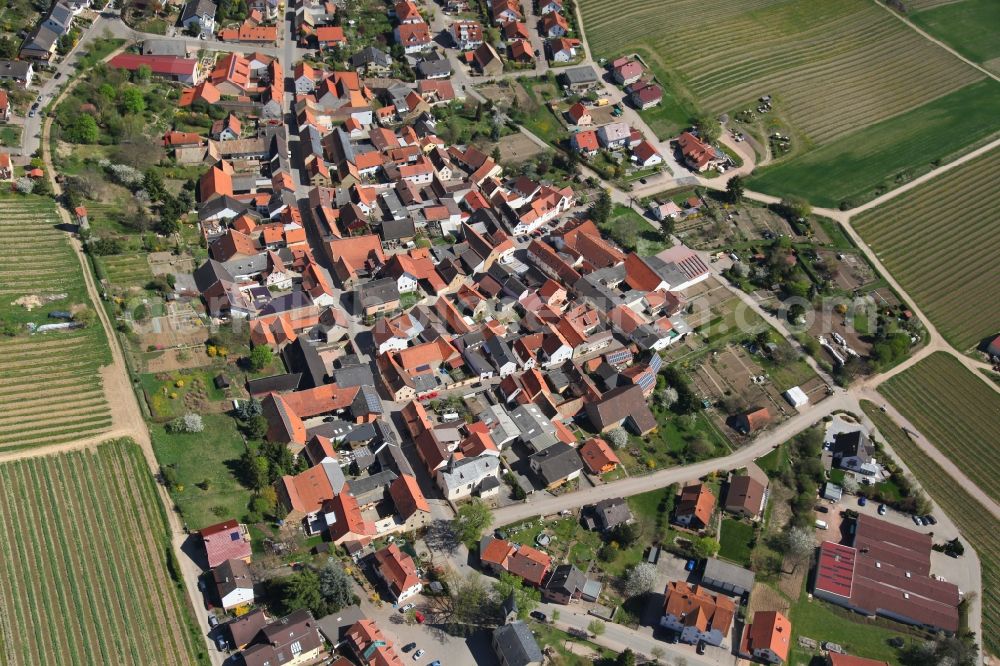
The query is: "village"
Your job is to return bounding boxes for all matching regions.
[0,1,991,666]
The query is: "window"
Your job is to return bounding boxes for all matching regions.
[291,641,302,654]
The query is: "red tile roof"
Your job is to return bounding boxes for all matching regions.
[389,474,431,519]
[579,437,620,474]
[374,543,420,598]
[740,610,790,663]
[199,520,251,568]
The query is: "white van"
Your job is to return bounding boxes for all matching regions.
[815,520,829,530]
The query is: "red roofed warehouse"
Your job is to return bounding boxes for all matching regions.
[108,54,200,84]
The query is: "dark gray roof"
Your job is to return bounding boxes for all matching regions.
[23,26,58,53]
[493,622,543,666]
[592,497,632,530]
[702,558,756,593]
[193,259,234,292]
[198,195,249,222]
[562,65,598,85]
[530,442,583,485]
[333,363,375,388]
[247,373,303,396]
[180,0,217,22]
[351,385,384,416]
[358,277,400,308]
[416,59,452,78]
[258,291,314,316]
[380,216,416,242]
[484,335,516,367]
[0,59,32,80]
[544,563,587,596]
[347,469,397,506]
[350,45,392,68]
[831,430,873,462]
[282,337,328,389]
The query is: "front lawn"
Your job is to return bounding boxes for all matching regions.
[597,204,667,256]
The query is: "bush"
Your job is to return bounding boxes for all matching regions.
[166,412,204,434]
[605,427,628,449]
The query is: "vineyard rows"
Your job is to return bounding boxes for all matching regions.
[853,147,1000,351]
[0,197,112,450]
[862,402,999,656]
[579,0,984,146]
[0,440,205,666]
[880,353,1000,503]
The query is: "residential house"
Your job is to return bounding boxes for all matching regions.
[723,475,766,519]
[451,20,484,49]
[578,437,620,474]
[597,122,631,150]
[342,619,404,666]
[565,102,592,126]
[0,153,11,181]
[20,26,58,60]
[826,656,890,666]
[225,609,270,650]
[659,581,735,647]
[437,454,501,500]
[350,46,393,76]
[734,406,771,434]
[613,60,643,85]
[508,39,534,64]
[395,22,431,53]
[739,610,791,664]
[629,82,663,110]
[180,0,217,35]
[829,430,878,476]
[541,563,587,605]
[570,129,599,156]
[473,43,504,77]
[529,442,583,489]
[357,277,401,317]
[674,483,715,529]
[675,131,726,172]
[539,0,562,13]
[199,519,251,568]
[540,11,569,37]
[560,65,598,92]
[0,60,33,87]
[374,543,422,603]
[213,558,255,610]
[584,384,657,435]
[492,622,543,666]
[548,37,579,62]
[491,0,523,24]
[316,26,347,50]
[240,609,324,666]
[632,140,662,168]
[590,497,633,532]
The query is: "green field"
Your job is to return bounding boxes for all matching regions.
[852,145,1000,350]
[0,195,113,450]
[879,353,1000,503]
[746,79,1000,207]
[0,439,208,665]
[151,413,252,531]
[580,0,985,142]
[909,0,1000,74]
[862,401,999,655]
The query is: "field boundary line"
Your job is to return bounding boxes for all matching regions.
[872,0,1000,84]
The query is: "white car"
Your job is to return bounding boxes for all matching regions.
[413,649,425,660]
[400,603,415,613]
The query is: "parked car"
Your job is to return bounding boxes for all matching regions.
[400,603,415,613]
[413,649,425,660]
[530,611,547,622]
[207,614,218,628]
[54,71,62,79]
[215,637,228,651]
[685,559,696,571]
[924,515,937,525]
[402,643,416,653]
[429,662,441,666]
[414,611,425,624]
[912,515,923,525]
[919,516,930,526]
[877,504,887,515]
[857,497,867,507]
[814,505,828,513]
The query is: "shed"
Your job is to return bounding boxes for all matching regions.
[783,386,809,408]
[822,482,843,502]
[581,579,602,602]
[214,374,231,389]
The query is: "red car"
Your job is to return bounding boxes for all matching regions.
[414,611,425,624]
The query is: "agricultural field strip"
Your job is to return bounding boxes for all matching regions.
[0,444,200,665]
[863,404,1000,653]
[579,0,983,145]
[853,149,1000,349]
[879,354,1000,503]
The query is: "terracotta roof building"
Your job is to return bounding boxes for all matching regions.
[374,543,422,602]
[739,610,791,664]
[199,519,252,568]
[659,581,735,647]
[674,483,715,529]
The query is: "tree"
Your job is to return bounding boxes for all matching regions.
[493,572,539,619]
[317,559,356,612]
[692,113,720,143]
[650,646,665,663]
[609,522,642,547]
[779,196,811,220]
[136,64,152,82]
[449,573,489,625]
[0,36,17,59]
[617,649,636,666]
[64,115,99,143]
[452,499,492,545]
[236,397,263,420]
[119,87,146,115]
[622,563,657,597]
[14,177,33,194]
[840,474,859,494]
[166,412,204,434]
[491,146,502,163]
[726,175,744,203]
[248,344,273,371]
[900,636,978,666]
[782,527,815,568]
[185,19,201,37]
[587,619,605,637]
[274,569,323,616]
[591,188,612,225]
[605,427,628,449]
[691,537,720,559]
[244,414,269,440]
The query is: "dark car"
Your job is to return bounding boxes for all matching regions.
[402,643,416,653]
[530,611,547,623]
[857,496,867,507]
[639,178,647,184]
[924,515,937,525]
[54,71,62,79]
